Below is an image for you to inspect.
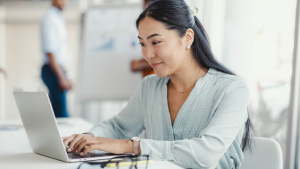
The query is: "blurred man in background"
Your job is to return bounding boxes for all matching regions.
[130,0,155,78]
[40,0,72,117]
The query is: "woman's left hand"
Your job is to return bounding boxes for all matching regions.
[72,137,133,156]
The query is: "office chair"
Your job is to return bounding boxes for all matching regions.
[239,137,283,169]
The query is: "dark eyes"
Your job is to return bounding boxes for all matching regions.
[152,41,161,45]
[139,41,161,47]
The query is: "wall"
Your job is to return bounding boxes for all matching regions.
[0,5,5,121]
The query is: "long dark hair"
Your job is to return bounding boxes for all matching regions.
[136,0,253,152]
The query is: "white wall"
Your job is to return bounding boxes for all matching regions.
[195,0,227,62]
[0,5,5,121]
[1,1,81,120]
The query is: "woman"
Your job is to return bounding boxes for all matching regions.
[63,0,252,168]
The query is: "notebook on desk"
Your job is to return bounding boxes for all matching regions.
[13,91,131,163]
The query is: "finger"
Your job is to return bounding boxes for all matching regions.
[63,135,75,148]
[73,136,94,152]
[74,136,99,153]
[81,144,98,156]
[73,137,86,153]
[76,138,98,154]
[75,138,91,153]
[64,135,77,148]
[63,137,69,148]
[68,135,83,152]
[68,135,84,152]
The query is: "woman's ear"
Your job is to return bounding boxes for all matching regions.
[184,28,194,47]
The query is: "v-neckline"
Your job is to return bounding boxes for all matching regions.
[163,68,212,131]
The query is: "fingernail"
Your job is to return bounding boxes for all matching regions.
[68,148,72,151]
[80,152,83,156]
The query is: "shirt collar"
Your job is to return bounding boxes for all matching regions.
[164,68,214,84]
[51,5,62,14]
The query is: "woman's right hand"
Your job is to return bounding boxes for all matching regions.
[63,133,95,152]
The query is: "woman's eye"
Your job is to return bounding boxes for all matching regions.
[139,43,145,46]
[152,41,161,45]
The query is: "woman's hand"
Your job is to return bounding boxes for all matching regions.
[73,137,133,156]
[63,133,95,152]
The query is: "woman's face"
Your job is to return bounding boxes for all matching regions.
[138,16,191,78]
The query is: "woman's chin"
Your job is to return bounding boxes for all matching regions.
[154,70,169,78]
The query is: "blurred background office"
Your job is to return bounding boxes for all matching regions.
[0,0,298,168]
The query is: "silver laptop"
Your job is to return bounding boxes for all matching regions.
[13,91,130,162]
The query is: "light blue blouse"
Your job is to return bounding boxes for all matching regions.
[87,68,250,169]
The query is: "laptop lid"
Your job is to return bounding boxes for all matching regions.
[13,91,69,162]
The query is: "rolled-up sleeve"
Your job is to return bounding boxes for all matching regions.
[41,20,57,54]
[140,79,250,169]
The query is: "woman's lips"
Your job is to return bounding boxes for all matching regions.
[151,62,162,68]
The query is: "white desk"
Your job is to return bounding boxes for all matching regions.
[0,118,183,169]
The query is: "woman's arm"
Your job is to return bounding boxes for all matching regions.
[64,80,146,151]
[139,79,250,169]
[86,82,145,139]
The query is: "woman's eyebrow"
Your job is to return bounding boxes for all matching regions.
[138,33,162,40]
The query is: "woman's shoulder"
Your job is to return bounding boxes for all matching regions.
[208,68,249,93]
[139,69,249,94]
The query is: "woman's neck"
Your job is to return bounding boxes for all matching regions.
[169,63,207,92]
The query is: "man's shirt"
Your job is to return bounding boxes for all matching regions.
[40,6,68,67]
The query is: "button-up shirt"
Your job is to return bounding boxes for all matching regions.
[40,6,68,66]
[88,68,250,169]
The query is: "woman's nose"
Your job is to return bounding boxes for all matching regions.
[143,48,156,60]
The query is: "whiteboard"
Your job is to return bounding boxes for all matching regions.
[78,4,143,100]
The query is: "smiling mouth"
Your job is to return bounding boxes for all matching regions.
[151,62,163,68]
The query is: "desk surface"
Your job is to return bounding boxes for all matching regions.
[0,118,183,169]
